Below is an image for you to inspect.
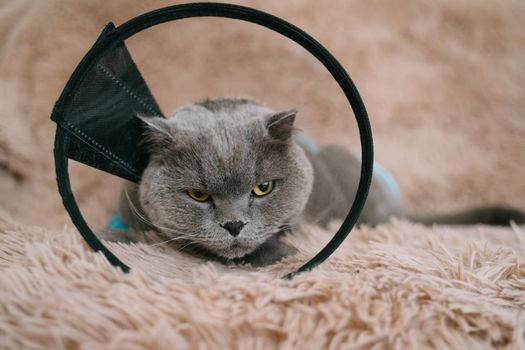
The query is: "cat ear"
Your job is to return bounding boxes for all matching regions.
[265,109,297,141]
[137,114,174,150]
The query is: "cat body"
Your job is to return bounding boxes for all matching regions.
[110,97,524,266]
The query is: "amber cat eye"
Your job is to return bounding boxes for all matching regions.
[252,180,274,196]
[187,190,210,202]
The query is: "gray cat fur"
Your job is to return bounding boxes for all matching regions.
[110,97,523,266]
[120,98,315,264]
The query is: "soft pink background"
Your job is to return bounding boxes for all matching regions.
[1,0,524,228]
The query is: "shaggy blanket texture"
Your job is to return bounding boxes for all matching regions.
[2,213,525,349]
[1,0,525,349]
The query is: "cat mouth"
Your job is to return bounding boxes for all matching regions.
[221,241,254,259]
[220,227,290,259]
[170,229,287,260]
[165,237,253,260]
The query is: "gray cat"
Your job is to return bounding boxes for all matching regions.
[106,97,525,266]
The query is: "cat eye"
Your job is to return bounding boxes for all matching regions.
[252,180,274,197]
[187,190,210,202]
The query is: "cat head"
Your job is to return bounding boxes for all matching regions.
[138,98,313,259]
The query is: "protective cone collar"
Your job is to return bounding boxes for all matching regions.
[51,2,374,278]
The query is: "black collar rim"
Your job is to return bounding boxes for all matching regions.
[52,2,374,278]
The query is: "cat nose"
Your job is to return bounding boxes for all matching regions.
[220,221,246,237]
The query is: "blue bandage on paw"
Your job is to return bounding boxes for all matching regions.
[373,162,401,200]
[296,133,401,200]
[107,214,130,232]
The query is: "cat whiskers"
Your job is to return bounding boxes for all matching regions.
[260,223,292,235]
[124,188,195,235]
[177,239,203,252]
[123,188,205,246]
[278,224,292,232]
[148,235,204,247]
[146,230,208,248]
[123,188,159,228]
